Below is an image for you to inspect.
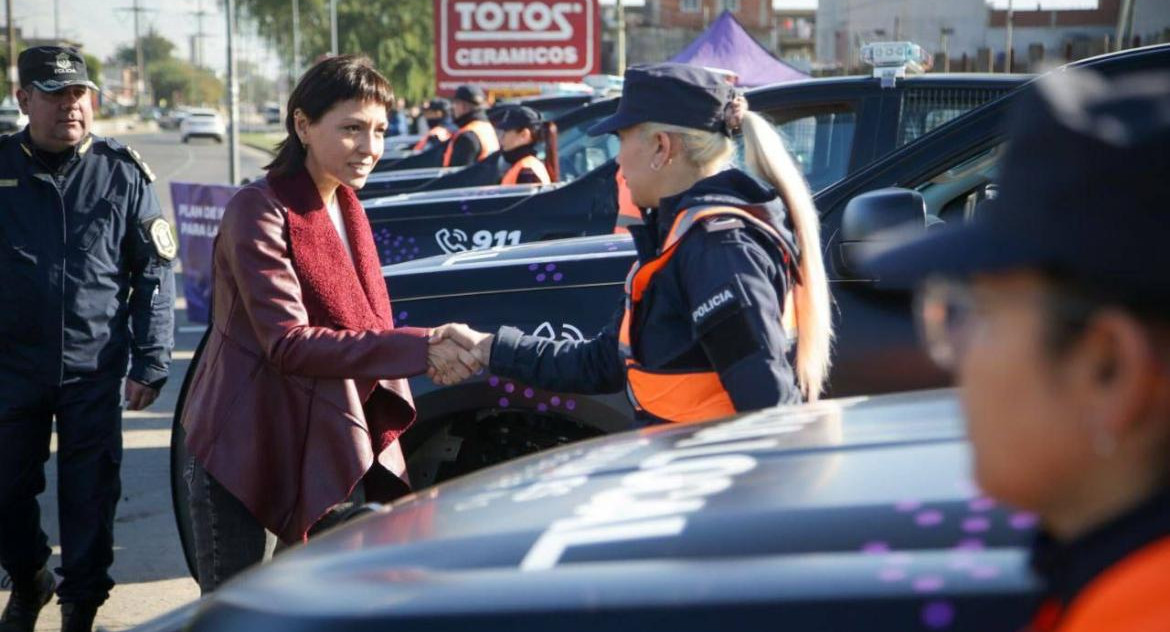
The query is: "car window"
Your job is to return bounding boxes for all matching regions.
[897,87,1015,147]
[557,117,619,182]
[915,143,1005,225]
[767,103,858,192]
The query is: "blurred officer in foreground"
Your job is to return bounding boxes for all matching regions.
[430,63,834,422]
[442,84,499,167]
[0,46,175,632]
[865,69,1170,632]
[412,98,456,152]
[491,105,556,185]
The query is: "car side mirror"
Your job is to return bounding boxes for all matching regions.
[837,187,927,277]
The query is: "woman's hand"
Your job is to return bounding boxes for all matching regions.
[427,324,494,385]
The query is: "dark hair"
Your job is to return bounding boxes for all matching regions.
[266,54,394,177]
[1041,270,1170,355]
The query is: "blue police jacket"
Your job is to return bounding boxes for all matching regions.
[488,168,802,420]
[0,130,175,387]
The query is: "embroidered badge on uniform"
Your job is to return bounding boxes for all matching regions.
[148,218,178,260]
[691,283,744,331]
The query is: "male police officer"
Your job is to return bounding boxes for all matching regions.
[442,85,499,167]
[0,47,174,632]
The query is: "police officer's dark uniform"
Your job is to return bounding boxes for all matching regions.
[442,85,500,167]
[0,47,175,632]
[413,98,457,153]
[492,106,551,185]
[486,65,801,424]
[863,71,1170,632]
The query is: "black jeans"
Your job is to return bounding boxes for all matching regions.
[0,372,123,606]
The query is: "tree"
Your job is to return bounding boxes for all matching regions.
[83,54,103,88]
[149,58,224,107]
[114,29,177,68]
[237,0,435,103]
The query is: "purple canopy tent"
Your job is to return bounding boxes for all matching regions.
[670,10,808,87]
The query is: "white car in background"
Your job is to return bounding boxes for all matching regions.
[180,108,226,143]
[0,103,29,133]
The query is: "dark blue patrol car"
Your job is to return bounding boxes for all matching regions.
[143,389,1040,632]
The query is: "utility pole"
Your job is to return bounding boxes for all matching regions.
[54,0,60,39]
[330,0,338,55]
[191,0,211,68]
[6,0,16,102]
[116,0,153,109]
[1005,0,1014,72]
[616,0,626,75]
[226,0,240,184]
[292,0,301,77]
[1115,0,1135,51]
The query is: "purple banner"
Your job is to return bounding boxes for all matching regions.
[171,182,241,324]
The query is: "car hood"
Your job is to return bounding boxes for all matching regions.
[191,389,1037,625]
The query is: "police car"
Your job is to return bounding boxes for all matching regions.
[145,389,1040,632]
[357,69,1025,260]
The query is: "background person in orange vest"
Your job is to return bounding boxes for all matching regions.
[491,105,557,186]
[412,98,456,153]
[865,70,1170,632]
[428,63,834,424]
[442,85,499,167]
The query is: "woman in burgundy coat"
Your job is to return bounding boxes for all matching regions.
[179,55,477,593]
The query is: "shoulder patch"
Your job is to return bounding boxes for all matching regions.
[143,217,178,260]
[691,283,744,330]
[702,217,746,233]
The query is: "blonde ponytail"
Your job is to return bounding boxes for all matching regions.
[740,111,834,401]
[638,112,834,401]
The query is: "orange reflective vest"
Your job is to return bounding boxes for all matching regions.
[1029,535,1170,632]
[613,168,641,234]
[442,119,499,167]
[412,125,452,152]
[500,154,551,185]
[617,205,797,424]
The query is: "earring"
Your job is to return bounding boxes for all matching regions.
[649,161,662,172]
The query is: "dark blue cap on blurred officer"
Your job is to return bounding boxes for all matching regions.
[491,105,542,131]
[864,69,1170,306]
[18,46,99,92]
[588,62,740,137]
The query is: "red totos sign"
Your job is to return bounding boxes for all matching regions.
[434,0,601,95]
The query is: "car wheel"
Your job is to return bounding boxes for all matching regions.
[170,329,210,582]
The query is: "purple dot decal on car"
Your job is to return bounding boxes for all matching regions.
[896,500,922,513]
[916,510,944,527]
[553,273,564,282]
[565,399,576,411]
[962,517,991,534]
[969,497,996,512]
[537,403,548,412]
[921,601,955,629]
[878,567,907,582]
[524,388,534,399]
[1010,513,1039,530]
[528,263,539,271]
[913,576,945,593]
[498,397,510,407]
[545,263,556,272]
[504,383,515,394]
[862,541,890,555]
[550,396,561,406]
[536,273,546,282]
[408,237,415,244]
[489,376,500,387]
[954,538,984,552]
[398,311,408,321]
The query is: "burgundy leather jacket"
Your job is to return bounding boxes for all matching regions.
[180,177,429,543]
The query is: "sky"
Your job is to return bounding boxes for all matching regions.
[11,0,1101,77]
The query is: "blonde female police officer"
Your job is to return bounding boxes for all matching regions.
[865,70,1170,631]
[430,63,833,423]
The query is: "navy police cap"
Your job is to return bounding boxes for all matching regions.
[863,69,1170,303]
[588,63,738,137]
[454,85,486,106]
[18,46,99,93]
[424,98,452,114]
[492,105,542,131]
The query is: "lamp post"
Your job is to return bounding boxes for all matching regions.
[330,0,338,55]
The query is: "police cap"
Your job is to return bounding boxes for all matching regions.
[588,62,738,137]
[453,85,486,106]
[424,98,452,115]
[492,105,542,131]
[18,46,99,93]
[863,69,1170,306]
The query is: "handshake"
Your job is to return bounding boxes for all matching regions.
[426,323,494,386]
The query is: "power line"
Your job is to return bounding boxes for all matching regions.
[115,0,156,109]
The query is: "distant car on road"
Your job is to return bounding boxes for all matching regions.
[181,109,227,144]
[262,102,282,126]
[0,103,29,133]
